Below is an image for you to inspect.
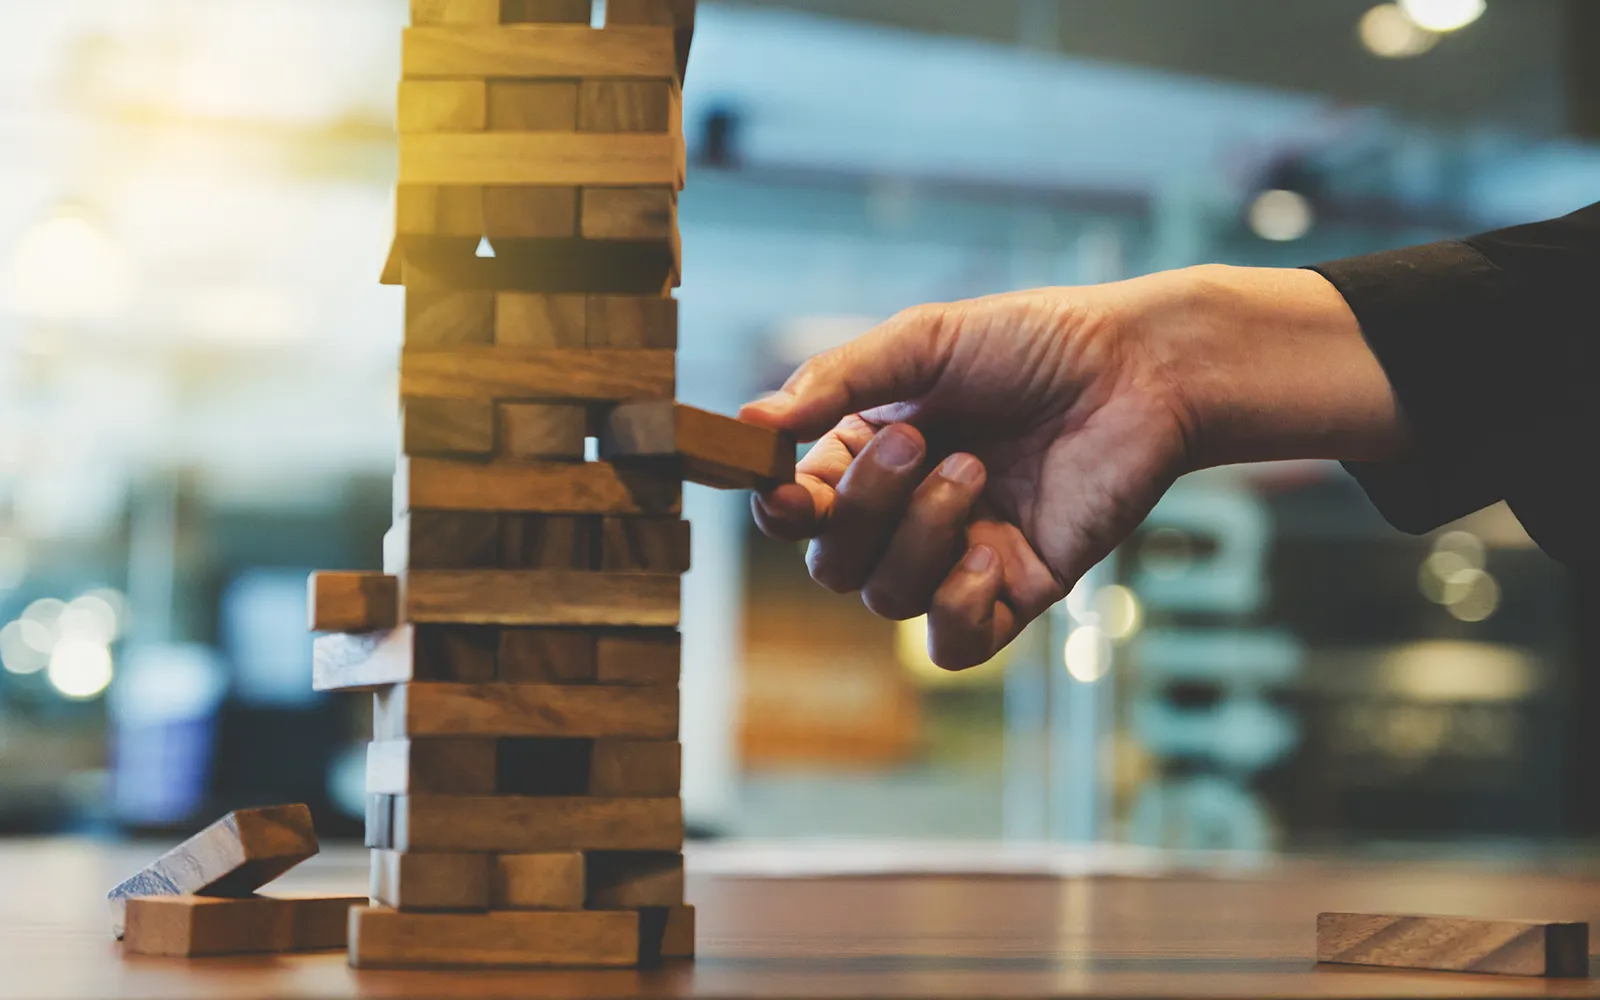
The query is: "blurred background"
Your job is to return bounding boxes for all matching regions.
[2,0,1597,857]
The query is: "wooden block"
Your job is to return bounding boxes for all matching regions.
[106,804,318,939]
[399,133,682,187]
[588,295,676,349]
[392,794,684,852]
[398,239,678,295]
[595,629,680,685]
[396,185,483,237]
[501,0,592,23]
[349,906,640,968]
[366,738,498,795]
[373,682,678,739]
[370,851,490,911]
[1316,912,1588,977]
[497,738,593,795]
[500,515,598,570]
[412,0,501,24]
[397,457,681,516]
[400,347,674,401]
[487,81,578,131]
[493,853,585,909]
[659,903,695,959]
[497,403,588,460]
[590,739,680,796]
[122,894,365,957]
[366,794,396,849]
[601,401,796,489]
[483,185,577,239]
[403,26,676,80]
[390,511,501,569]
[586,852,683,908]
[314,624,496,691]
[578,81,673,132]
[606,0,695,81]
[498,628,597,682]
[398,79,488,132]
[581,187,675,240]
[402,399,495,458]
[495,293,585,347]
[308,572,399,632]
[402,570,681,627]
[406,289,494,347]
[600,517,690,573]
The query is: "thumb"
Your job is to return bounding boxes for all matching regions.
[739,304,953,441]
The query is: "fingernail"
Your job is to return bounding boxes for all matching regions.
[874,427,922,470]
[963,545,996,573]
[744,391,794,417]
[940,454,983,486]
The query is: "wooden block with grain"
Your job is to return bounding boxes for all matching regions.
[391,794,683,852]
[595,629,680,685]
[396,457,681,516]
[366,738,498,795]
[498,628,597,683]
[496,293,586,347]
[486,81,577,131]
[1316,912,1588,978]
[591,739,680,796]
[499,514,597,570]
[411,0,500,25]
[400,133,682,187]
[400,347,674,402]
[106,804,318,938]
[496,403,588,460]
[493,852,585,909]
[600,517,690,573]
[600,401,795,489]
[349,906,640,968]
[406,289,494,347]
[581,187,676,241]
[402,399,495,458]
[403,26,676,80]
[402,569,680,627]
[586,852,683,909]
[370,850,490,911]
[372,682,678,739]
[398,79,488,132]
[482,186,577,240]
[397,185,483,237]
[588,295,676,349]
[659,903,695,958]
[387,511,501,569]
[314,624,496,691]
[578,81,674,133]
[122,894,365,957]
[307,572,399,632]
[606,0,696,81]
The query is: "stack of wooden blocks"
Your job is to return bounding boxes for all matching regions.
[308,0,791,969]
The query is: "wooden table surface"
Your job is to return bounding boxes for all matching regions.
[10,839,1600,999]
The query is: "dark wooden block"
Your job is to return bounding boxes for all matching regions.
[498,628,597,682]
[402,399,495,458]
[366,738,498,795]
[499,515,598,570]
[405,289,494,347]
[585,852,683,908]
[391,794,683,852]
[307,572,398,632]
[372,682,678,740]
[587,295,676,349]
[122,894,365,957]
[349,906,641,968]
[600,517,690,573]
[370,851,491,912]
[595,629,680,686]
[391,511,501,569]
[495,293,586,347]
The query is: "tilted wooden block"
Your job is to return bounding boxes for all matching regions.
[493,852,585,909]
[366,738,498,795]
[499,628,597,683]
[397,185,483,238]
[122,894,366,957]
[496,293,586,347]
[590,739,681,796]
[400,347,674,401]
[486,81,577,130]
[106,804,319,938]
[398,79,488,132]
[401,569,681,627]
[372,681,678,739]
[308,572,399,632]
[588,294,677,349]
[586,852,683,909]
[406,289,494,347]
[500,514,599,570]
[411,0,500,25]
[403,26,676,80]
[496,402,588,460]
[349,906,641,968]
[370,850,490,911]
[600,401,796,488]
[386,511,502,570]
[313,624,496,691]
[402,399,495,458]
[482,185,577,239]
[1316,912,1588,978]
[600,517,690,573]
[396,457,681,515]
[387,793,683,852]
[399,133,683,187]
[581,186,676,241]
[595,629,681,685]
[578,80,675,133]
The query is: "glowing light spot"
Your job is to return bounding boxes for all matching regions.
[60,594,121,645]
[1359,4,1440,57]
[2,209,134,322]
[1064,626,1111,684]
[47,638,115,699]
[1248,189,1314,241]
[1444,569,1500,622]
[1095,585,1143,642]
[0,621,49,675]
[1399,0,1485,32]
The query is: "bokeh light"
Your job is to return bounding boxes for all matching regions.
[1359,4,1439,58]
[1248,189,1315,241]
[1399,0,1486,32]
[47,638,115,699]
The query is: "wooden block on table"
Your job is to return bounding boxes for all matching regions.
[411,0,500,24]
[397,457,681,515]
[496,403,588,460]
[397,185,483,237]
[400,347,674,401]
[371,850,490,911]
[487,81,578,130]
[403,26,676,80]
[314,624,496,691]
[308,572,399,632]
[578,81,674,133]
[581,187,675,241]
[493,852,585,909]
[499,628,597,682]
[107,804,319,938]
[373,682,678,739]
[659,903,695,959]
[595,629,680,685]
[402,399,495,458]
[391,794,684,852]
[495,293,586,347]
[366,738,498,795]
[590,739,680,796]
[349,906,640,968]
[500,514,597,569]
[482,186,577,239]
[1316,912,1588,978]
[600,517,690,573]
[401,569,681,627]
[406,289,494,347]
[390,511,502,569]
[588,295,676,349]
[122,894,365,957]
[501,0,593,22]
[399,133,682,187]
[398,79,488,132]
[586,852,683,909]
[601,401,796,489]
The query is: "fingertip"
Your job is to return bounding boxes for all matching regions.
[738,391,795,429]
[926,546,1005,670]
[750,482,820,541]
[959,543,999,577]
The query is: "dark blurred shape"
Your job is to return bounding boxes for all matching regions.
[698,105,742,168]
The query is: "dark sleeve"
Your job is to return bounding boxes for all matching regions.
[1307,201,1599,568]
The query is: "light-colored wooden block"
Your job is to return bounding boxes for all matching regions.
[588,295,676,349]
[498,628,597,683]
[370,851,490,912]
[106,805,318,938]
[501,0,593,23]
[495,293,586,347]
[499,514,597,570]
[586,852,683,908]
[595,629,680,685]
[372,682,678,740]
[349,906,640,968]
[1316,912,1588,977]
[578,80,674,132]
[599,517,690,573]
[482,186,577,239]
[411,0,501,25]
[406,289,494,347]
[399,133,682,187]
[392,794,683,852]
[122,894,365,957]
[659,903,695,959]
[366,738,498,795]
[397,456,681,516]
[497,403,587,460]
[401,570,681,627]
[590,739,680,796]
[581,186,675,240]
[487,81,578,131]
[313,625,496,691]
[402,26,676,80]
[398,79,488,132]
[307,572,399,632]
[396,185,483,237]
[402,399,495,458]
[399,347,674,402]
[600,401,796,489]
[492,853,584,909]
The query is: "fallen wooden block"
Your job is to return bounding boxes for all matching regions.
[493,852,585,909]
[401,569,681,627]
[350,906,641,968]
[106,804,319,938]
[307,572,398,633]
[399,347,674,401]
[402,26,677,80]
[380,793,683,852]
[370,850,490,911]
[600,401,795,489]
[313,624,497,691]
[399,133,682,187]
[586,851,683,908]
[1316,912,1589,978]
[122,894,366,957]
[372,681,678,739]
[396,457,681,516]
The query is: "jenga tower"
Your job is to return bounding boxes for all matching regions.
[307,0,791,969]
